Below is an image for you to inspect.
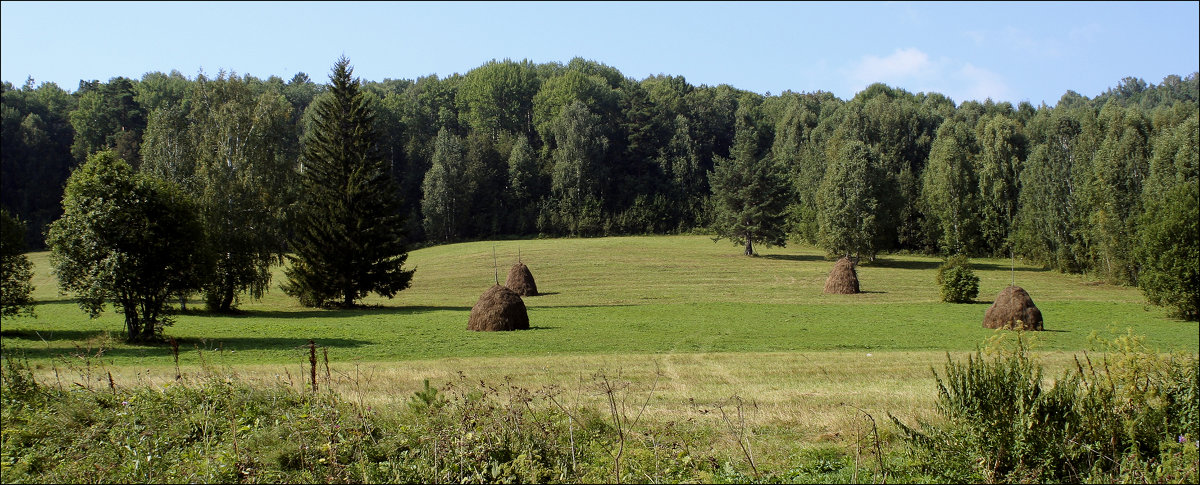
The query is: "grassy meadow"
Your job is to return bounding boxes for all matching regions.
[2,235,1197,480]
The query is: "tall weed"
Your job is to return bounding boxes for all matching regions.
[891,330,1199,483]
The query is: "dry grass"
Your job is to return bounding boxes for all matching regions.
[29,349,1090,469]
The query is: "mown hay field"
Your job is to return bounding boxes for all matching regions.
[2,235,1196,467]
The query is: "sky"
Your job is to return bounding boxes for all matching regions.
[2,1,1197,106]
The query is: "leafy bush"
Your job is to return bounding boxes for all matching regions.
[1136,181,1199,320]
[891,331,1200,483]
[936,254,980,303]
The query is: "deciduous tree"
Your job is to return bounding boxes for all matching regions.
[46,151,208,342]
[421,128,470,242]
[817,140,888,260]
[0,208,35,318]
[921,119,980,255]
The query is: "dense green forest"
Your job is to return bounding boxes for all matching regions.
[2,58,1197,317]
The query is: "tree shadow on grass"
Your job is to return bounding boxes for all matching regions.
[866,259,940,270]
[190,305,472,320]
[868,258,1049,272]
[171,336,370,351]
[759,254,825,262]
[528,303,638,309]
[32,297,79,305]
[2,333,373,361]
[1,328,109,342]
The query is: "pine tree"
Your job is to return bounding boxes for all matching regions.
[282,57,414,308]
[708,96,790,256]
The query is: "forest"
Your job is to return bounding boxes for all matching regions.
[2,57,1197,318]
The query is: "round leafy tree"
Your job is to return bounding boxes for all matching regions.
[46,151,209,342]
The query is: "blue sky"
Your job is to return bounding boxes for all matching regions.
[2,1,1197,106]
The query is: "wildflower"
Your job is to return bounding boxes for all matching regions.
[1180,435,1186,444]
[121,401,129,406]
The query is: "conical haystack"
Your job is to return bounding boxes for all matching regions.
[982,286,1043,331]
[823,257,860,294]
[505,262,538,296]
[468,284,530,331]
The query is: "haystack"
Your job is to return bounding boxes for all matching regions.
[982,286,1043,331]
[468,284,530,331]
[505,262,538,296]
[823,257,860,294]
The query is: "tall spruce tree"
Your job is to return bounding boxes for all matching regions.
[282,57,414,308]
[708,95,790,256]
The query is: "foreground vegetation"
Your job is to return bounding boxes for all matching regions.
[3,332,1195,483]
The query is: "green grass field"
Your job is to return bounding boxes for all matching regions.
[4,236,1195,365]
[2,235,1196,472]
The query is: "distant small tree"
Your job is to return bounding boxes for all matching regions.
[507,135,543,235]
[548,100,609,236]
[421,128,470,242]
[46,151,209,342]
[937,255,980,303]
[0,208,36,318]
[976,114,1026,256]
[922,120,980,255]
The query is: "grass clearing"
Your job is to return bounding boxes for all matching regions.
[5,236,1194,367]
[2,235,1196,478]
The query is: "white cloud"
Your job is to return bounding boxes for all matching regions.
[850,47,935,87]
[843,48,1016,104]
[1002,25,1063,58]
[955,63,1014,103]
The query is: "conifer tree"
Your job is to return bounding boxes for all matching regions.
[709,96,790,256]
[282,57,414,308]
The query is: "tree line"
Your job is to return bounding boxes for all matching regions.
[2,58,1197,323]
